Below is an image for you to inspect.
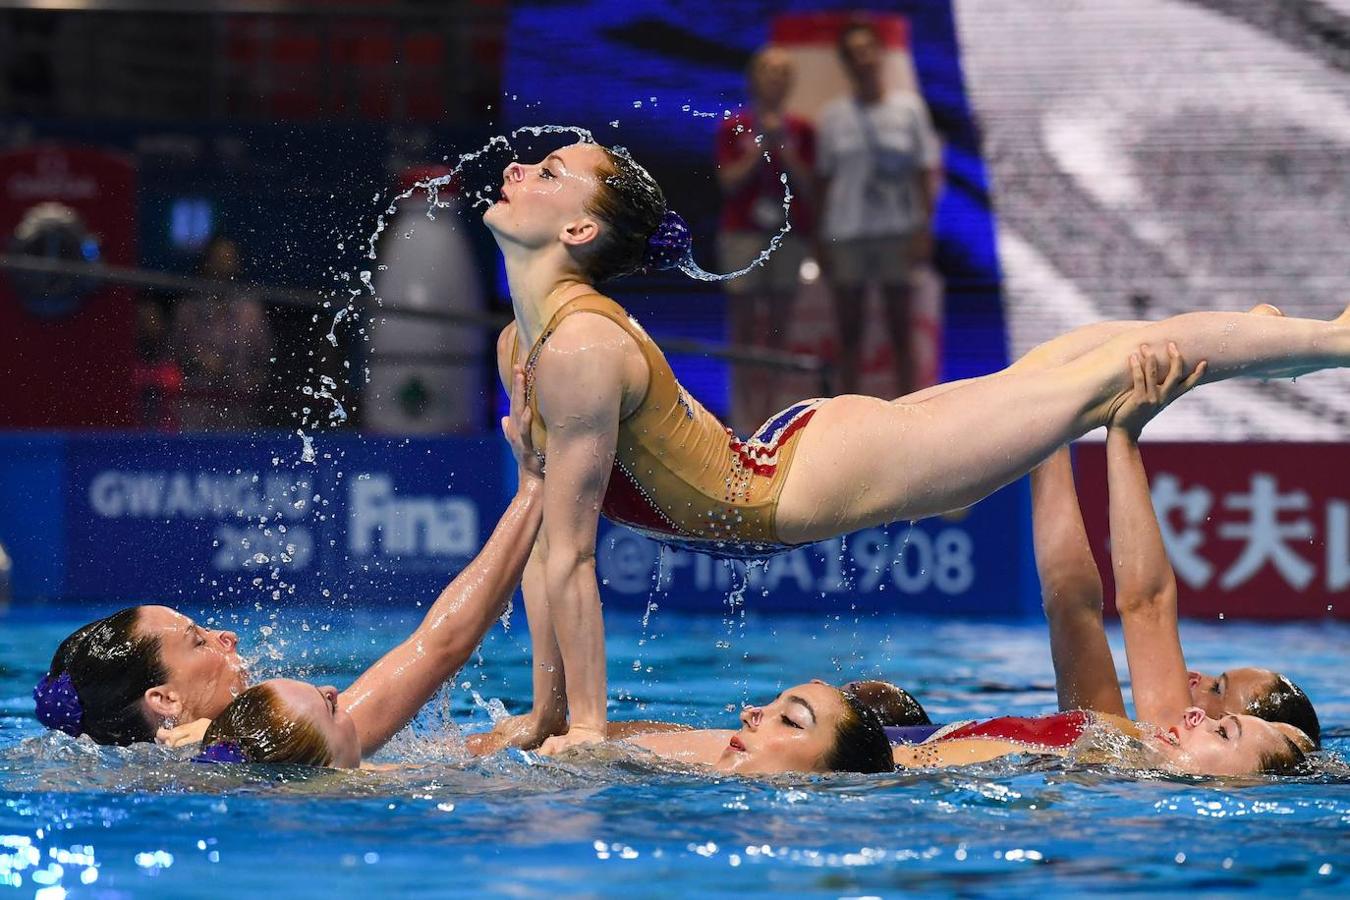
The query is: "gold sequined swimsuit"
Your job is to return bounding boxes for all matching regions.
[518,293,820,557]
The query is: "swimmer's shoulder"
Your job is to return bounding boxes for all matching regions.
[534,306,645,380]
[1095,712,1140,739]
[495,321,518,387]
[625,728,732,767]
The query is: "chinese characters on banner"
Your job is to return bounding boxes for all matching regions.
[1074,444,1348,620]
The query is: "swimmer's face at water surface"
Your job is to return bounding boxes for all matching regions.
[1149,706,1303,776]
[136,605,247,722]
[1188,667,1278,718]
[266,678,361,768]
[483,142,610,252]
[717,681,845,775]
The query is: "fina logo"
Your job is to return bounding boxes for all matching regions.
[348,475,477,559]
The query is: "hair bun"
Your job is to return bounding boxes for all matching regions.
[642,209,692,272]
[33,671,84,737]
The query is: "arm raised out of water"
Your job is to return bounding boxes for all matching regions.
[1031,448,1127,717]
[530,314,633,754]
[1107,345,1206,727]
[478,323,568,751]
[339,366,545,757]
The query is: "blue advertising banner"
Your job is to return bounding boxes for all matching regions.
[60,433,504,607]
[2,432,1035,616]
[594,481,1035,615]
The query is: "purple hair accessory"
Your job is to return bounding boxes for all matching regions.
[193,741,247,764]
[33,671,84,737]
[642,209,692,272]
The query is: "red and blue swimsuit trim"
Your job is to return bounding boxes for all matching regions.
[601,400,820,558]
[885,711,1092,749]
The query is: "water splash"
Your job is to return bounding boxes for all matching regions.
[296,429,316,464]
[676,171,793,283]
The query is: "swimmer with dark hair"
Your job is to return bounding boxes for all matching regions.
[192,356,1312,778]
[202,676,894,777]
[480,137,1350,753]
[877,347,1313,775]
[1031,332,1318,750]
[36,370,547,754]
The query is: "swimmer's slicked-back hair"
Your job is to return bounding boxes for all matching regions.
[825,689,895,774]
[579,147,666,284]
[1258,734,1309,776]
[846,679,931,727]
[202,683,332,767]
[45,607,164,745]
[1249,675,1320,749]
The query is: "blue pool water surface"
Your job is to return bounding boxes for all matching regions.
[1,603,1347,898]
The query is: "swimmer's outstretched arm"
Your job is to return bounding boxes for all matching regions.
[480,324,568,752]
[1106,346,1204,727]
[339,368,545,757]
[1031,448,1126,717]
[528,319,630,754]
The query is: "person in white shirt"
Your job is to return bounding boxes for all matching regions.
[817,19,943,396]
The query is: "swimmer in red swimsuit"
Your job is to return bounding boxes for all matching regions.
[1031,319,1319,748]
[890,347,1314,775]
[483,138,1350,754]
[593,349,1312,778]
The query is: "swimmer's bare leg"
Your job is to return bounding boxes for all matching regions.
[778,309,1350,541]
[894,320,1148,407]
[899,304,1287,407]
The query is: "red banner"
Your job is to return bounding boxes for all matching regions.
[0,145,137,428]
[1074,443,1349,621]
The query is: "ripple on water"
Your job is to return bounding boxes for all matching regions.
[2,612,1347,896]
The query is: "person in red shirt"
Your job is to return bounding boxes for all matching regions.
[715,46,816,432]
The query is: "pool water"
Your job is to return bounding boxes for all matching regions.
[2,603,1347,897]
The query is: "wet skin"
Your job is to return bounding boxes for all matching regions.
[482,142,608,254]
[136,605,246,723]
[1147,705,1303,776]
[1188,667,1280,718]
[265,678,362,769]
[715,681,847,776]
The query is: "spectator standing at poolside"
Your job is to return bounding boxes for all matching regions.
[715,45,816,433]
[131,294,182,431]
[170,236,274,431]
[817,18,942,397]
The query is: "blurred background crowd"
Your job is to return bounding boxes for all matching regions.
[2,0,1347,618]
[4,0,1347,443]
[0,1,958,440]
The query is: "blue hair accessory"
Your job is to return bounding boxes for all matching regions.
[33,671,84,737]
[642,209,692,272]
[193,741,247,764]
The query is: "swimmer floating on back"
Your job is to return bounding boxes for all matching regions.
[34,372,547,754]
[616,347,1313,776]
[192,350,1311,777]
[481,137,1350,752]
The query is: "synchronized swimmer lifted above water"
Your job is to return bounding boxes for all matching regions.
[151,350,1319,776]
[482,138,1350,754]
[32,348,1323,777]
[528,346,1315,777]
[29,134,1343,779]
